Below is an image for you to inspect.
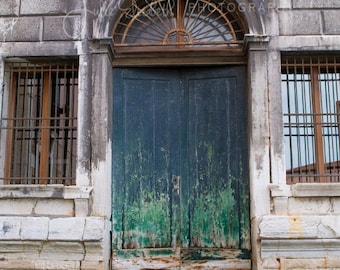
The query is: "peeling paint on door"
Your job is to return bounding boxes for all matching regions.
[112,67,250,269]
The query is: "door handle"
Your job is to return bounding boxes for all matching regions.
[173,176,180,195]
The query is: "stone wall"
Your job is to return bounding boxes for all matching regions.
[272,0,340,51]
[0,1,112,270]
[261,0,340,269]
[259,184,340,269]
[0,0,83,58]
[0,185,110,270]
[0,0,81,42]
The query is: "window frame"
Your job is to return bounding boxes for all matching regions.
[282,54,340,184]
[1,60,78,185]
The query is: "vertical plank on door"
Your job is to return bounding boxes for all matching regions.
[112,69,181,250]
[183,71,249,249]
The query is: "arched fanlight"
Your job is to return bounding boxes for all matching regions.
[113,0,247,51]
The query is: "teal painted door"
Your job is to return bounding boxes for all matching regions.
[112,67,250,269]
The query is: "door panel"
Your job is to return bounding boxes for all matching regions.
[181,69,250,263]
[113,70,181,249]
[112,67,250,269]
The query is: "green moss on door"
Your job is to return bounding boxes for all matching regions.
[112,67,250,262]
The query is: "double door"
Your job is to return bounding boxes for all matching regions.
[112,66,250,269]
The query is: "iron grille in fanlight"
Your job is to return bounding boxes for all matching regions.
[113,0,247,51]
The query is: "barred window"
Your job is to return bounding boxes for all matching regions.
[282,55,340,184]
[0,61,78,185]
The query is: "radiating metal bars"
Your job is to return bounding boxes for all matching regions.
[282,55,340,184]
[113,0,246,51]
[1,61,78,185]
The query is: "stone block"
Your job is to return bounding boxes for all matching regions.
[269,184,292,197]
[272,197,288,215]
[34,260,80,270]
[262,259,280,269]
[20,0,80,15]
[43,16,81,41]
[279,10,322,35]
[0,199,36,215]
[0,217,21,240]
[0,259,81,270]
[288,198,331,215]
[40,241,85,261]
[0,0,19,16]
[75,199,89,217]
[293,0,340,8]
[292,183,340,197]
[262,239,340,259]
[84,242,104,261]
[0,185,93,199]
[277,35,340,51]
[331,197,340,214]
[0,241,42,260]
[20,217,49,240]
[0,185,65,199]
[0,17,40,42]
[323,10,340,35]
[48,217,85,240]
[319,216,340,238]
[280,258,340,269]
[83,218,105,241]
[34,199,74,216]
[0,260,35,269]
[81,260,105,270]
[277,0,291,9]
[64,186,93,199]
[260,215,340,239]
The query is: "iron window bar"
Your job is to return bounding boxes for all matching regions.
[282,54,340,184]
[1,60,78,185]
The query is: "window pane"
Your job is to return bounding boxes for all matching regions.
[10,74,42,183]
[282,71,315,172]
[1,61,78,185]
[319,71,340,179]
[49,74,78,185]
[282,55,340,184]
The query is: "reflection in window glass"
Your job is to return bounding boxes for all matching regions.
[282,55,340,184]
[1,61,78,185]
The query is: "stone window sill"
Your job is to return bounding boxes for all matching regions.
[269,183,340,198]
[0,185,93,199]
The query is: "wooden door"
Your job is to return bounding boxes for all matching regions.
[112,67,250,269]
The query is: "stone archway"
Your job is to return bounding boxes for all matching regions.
[90,1,270,269]
[93,0,266,39]
[107,1,258,269]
